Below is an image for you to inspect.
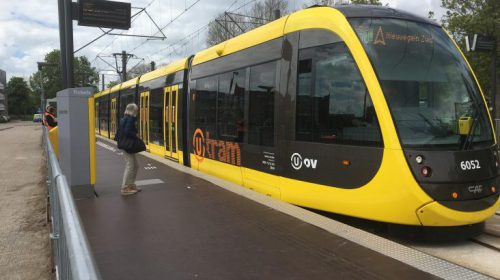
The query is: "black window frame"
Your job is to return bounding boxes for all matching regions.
[295,41,383,147]
[247,60,278,147]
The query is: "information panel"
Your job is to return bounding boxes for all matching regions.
[77,0,131,30]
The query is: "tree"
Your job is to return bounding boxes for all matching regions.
[440,0,499,113]
[207,13,249,46]
[74,56,99,88]
[30,50,99,100]
[128,62,154,79]
[107,80,121,89]
[206,0,289,46]
[249,0,288,28]
[6,77,36,115]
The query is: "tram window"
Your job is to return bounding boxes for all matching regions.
[120,92,135,119]
[248,61,276,147]
[217,68,246,143]
[149,88,164,146]
[193,76,217,135]
[296,43,382,146]
[99,99,109,132]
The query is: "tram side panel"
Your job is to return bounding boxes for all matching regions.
[189,37,288,194]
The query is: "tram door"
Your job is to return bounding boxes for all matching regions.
[110,98,117,139]
[164,85,179,160]
[140,92,150,149]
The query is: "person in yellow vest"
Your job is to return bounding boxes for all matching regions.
[43,106,58,130]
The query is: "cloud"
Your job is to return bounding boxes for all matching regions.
[0,0,449,84]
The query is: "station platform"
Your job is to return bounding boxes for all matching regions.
[76,138,491,280]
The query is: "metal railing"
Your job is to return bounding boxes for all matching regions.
[43,128,101,280]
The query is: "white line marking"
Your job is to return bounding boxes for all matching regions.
[96,141,117,152]
[135,179,164,186]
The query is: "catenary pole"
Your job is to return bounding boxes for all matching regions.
[57,0,68,88]
[64,0,74,88]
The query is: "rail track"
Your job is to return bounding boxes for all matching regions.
[470,212,500,252]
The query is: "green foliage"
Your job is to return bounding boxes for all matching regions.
[107,80,120,88]
[6,77,37,115]
[29,50,99,99]
[441,0,499,101]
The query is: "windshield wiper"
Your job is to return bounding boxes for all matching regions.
[460,111,478,150]
[459,75,483,150]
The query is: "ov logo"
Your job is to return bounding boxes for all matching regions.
[193,128,205,162]
[291,152,318,170]
[291,153,302,170]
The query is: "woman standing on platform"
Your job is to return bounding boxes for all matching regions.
[118,103,145,196]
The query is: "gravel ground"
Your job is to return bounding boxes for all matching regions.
[0,122,51,280]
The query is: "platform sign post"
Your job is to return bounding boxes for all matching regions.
[57,0,131,89]
[57,87,96,199]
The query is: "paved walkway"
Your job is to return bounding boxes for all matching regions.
[0,122,51,280]
[76,139,445,280]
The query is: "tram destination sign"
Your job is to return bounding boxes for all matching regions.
[77,0,131,30]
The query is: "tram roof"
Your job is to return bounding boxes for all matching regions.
[332,5,440,27]
[139,58,188,84]
[120,77,139,90]
[192,16,288,66]
[94,88,110,98]
[109,83,121,94]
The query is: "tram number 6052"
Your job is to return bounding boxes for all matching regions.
[460,160,481,170]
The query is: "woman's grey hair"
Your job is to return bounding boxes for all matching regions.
[124,103,138,117]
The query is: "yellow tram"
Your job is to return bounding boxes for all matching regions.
[95,5,500,226]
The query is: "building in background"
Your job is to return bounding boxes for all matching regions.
[0,69,7,116]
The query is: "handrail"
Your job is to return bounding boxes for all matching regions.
[44,127,101,280]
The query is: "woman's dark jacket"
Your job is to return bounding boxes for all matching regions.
[120,116,137,138]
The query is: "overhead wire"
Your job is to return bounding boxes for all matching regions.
[90,0,158,64]
[149,0,245,59]
[93,0,257,74]
[130,0,203,52]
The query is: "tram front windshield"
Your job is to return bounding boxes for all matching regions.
[349,18,493,149]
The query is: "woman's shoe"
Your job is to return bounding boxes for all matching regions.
[131,184,142,192]
[121,186,138,196]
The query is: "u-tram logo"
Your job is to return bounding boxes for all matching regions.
[291,153,318,170]
[192,128,241,166]
[193,128,206,163]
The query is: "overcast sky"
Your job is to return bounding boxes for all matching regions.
[0,0,447,84]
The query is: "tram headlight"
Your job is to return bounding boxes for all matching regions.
[415,155,424,164]
[421,166,432,177]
